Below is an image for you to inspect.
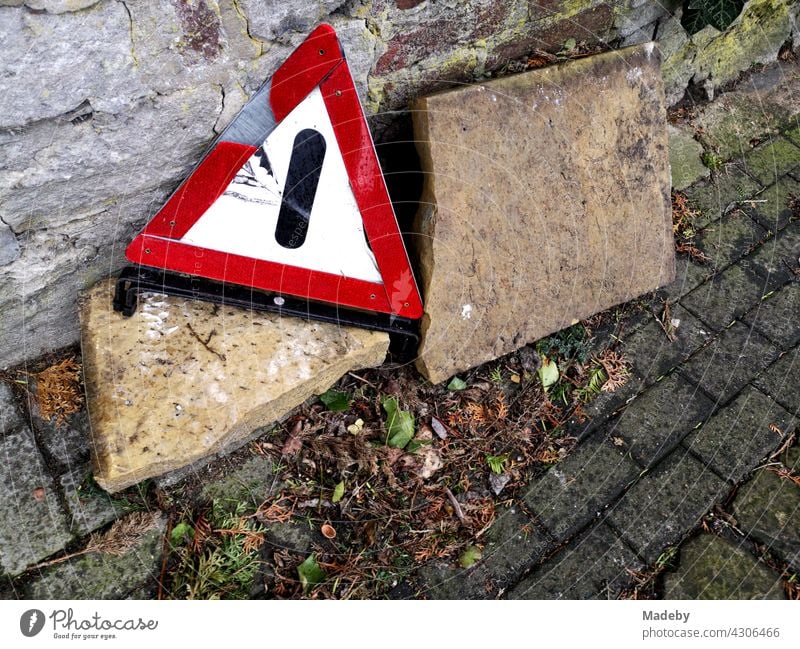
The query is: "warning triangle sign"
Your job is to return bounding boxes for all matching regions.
[125,24,423,320]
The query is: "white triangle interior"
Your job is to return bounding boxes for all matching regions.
[181,86,383,285]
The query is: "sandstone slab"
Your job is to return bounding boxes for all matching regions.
[412,44,674,383]
[80,280,389,492]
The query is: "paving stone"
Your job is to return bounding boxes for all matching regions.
[658,256,710,301]
[263,520,317,555]
[741,137,800,186]
[734,467,800,572]
[669,124,710,190]
[411,44,674,384]
[681,261,775,331]
[59,465,126,536]
[744,176,800,232]
[742,221,800,287]
[80,279,390,492]
[683,166,763,229]
[28,398,91,473]
[523,434,641,542]
[606,451,727,564]
[609,373,715,468]
[683,386,796,483]
[679,322,781,404]
[22,513,166,599]
[693,209,767,272]
[0,381,22,436]
[0,426,72,576]
[754,347,800,415]
[696,91,790,161]
[620,305,713,384]
[414,507,552,599]
[201,454,285,509]
[743,282,800,350]
[506,522,643,600]
[664,534,785,599]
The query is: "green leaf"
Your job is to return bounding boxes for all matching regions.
[563,37,577,51]
[486,453,509,475]
[332,480,345,504]
[319,389,349,412]
[297,554,327,591]
[170,521,193,546]
[447,376,467,391]
[382,397,415,449]
[537,355,559,390]
[459,545,483,569]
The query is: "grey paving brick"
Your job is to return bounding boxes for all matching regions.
[609,373,715,468]
[679,322,781,404]
[740,138,800,186]
[0,426,72,576]
[664,534,785,599]
[59,465,126,536]
[693,208,767,272]
[29,398,90,473]
[753,348,800,415]
[683,386,796,483]
[606,451,728,564]
[0,382,22,436]
[744,176,800,232]
[414,507,552,599]
[683,166,763,229]
[741,221,800,287]
[742,282,800,350]
[522,434,640,541]
[200,454,285,509]
[733,467,800,572]
[681,262,775,331]
[21,513,165,599]
[506,522,643,600]
[784,123,800,149]
[659,256,710,301]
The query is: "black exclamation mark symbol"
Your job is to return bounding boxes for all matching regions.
[275,129,326,249]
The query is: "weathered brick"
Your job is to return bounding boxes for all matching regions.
[734,466,800,572]
[609,373,715,468]
[0,426,72,576]
[606,451,727,564]
[741,220,800,287]
[413,507,552,599]
[0,382,22,436]
[743,282,800,350]
[506,522,643,599]
[658,256,710,301]
[682,386,796,483]
[664,534,785,599]
[754,347,800,415]
[59,465,126,536]
[522,434,640,541]
[744,176,800,232]
[679,322,781,404]
[28,397,91,473]
[682,166,762,229]
[740,137,800,186]
[693,208,767,272]
[681,261,774,331]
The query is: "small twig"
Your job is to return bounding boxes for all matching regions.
[443,486,467,526]
[347,372,377,389]
[186,322,226,362]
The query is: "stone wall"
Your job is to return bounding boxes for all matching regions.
[0,0,797,368]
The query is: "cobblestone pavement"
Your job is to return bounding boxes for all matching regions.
[1,60,799,600]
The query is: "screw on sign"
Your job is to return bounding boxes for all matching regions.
[115,25,422,354]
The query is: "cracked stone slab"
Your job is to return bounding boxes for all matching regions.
[28,394,91,473]
[683,386,796,483]
[21,513,166,599]
[742,221,800,287]
[411,44,674,384]
[744,176,800,233]
[80,280,389,493]
[606,450,727,564]
[669,124,709,190]
[412,506,552,599]
[0,426,72,576]
[679,321,781,404]
[0,224,19,267]
[754,347,800,415]
[740,138,800,186]
[608,372,715,468]
[743,282,800,350]
[734,465,800,572]
[664,534,785,600]
[506,522,643,600]
[522,434,641,542]
[693,209,767,273]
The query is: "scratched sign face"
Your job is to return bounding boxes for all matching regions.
[181,87,382,285]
